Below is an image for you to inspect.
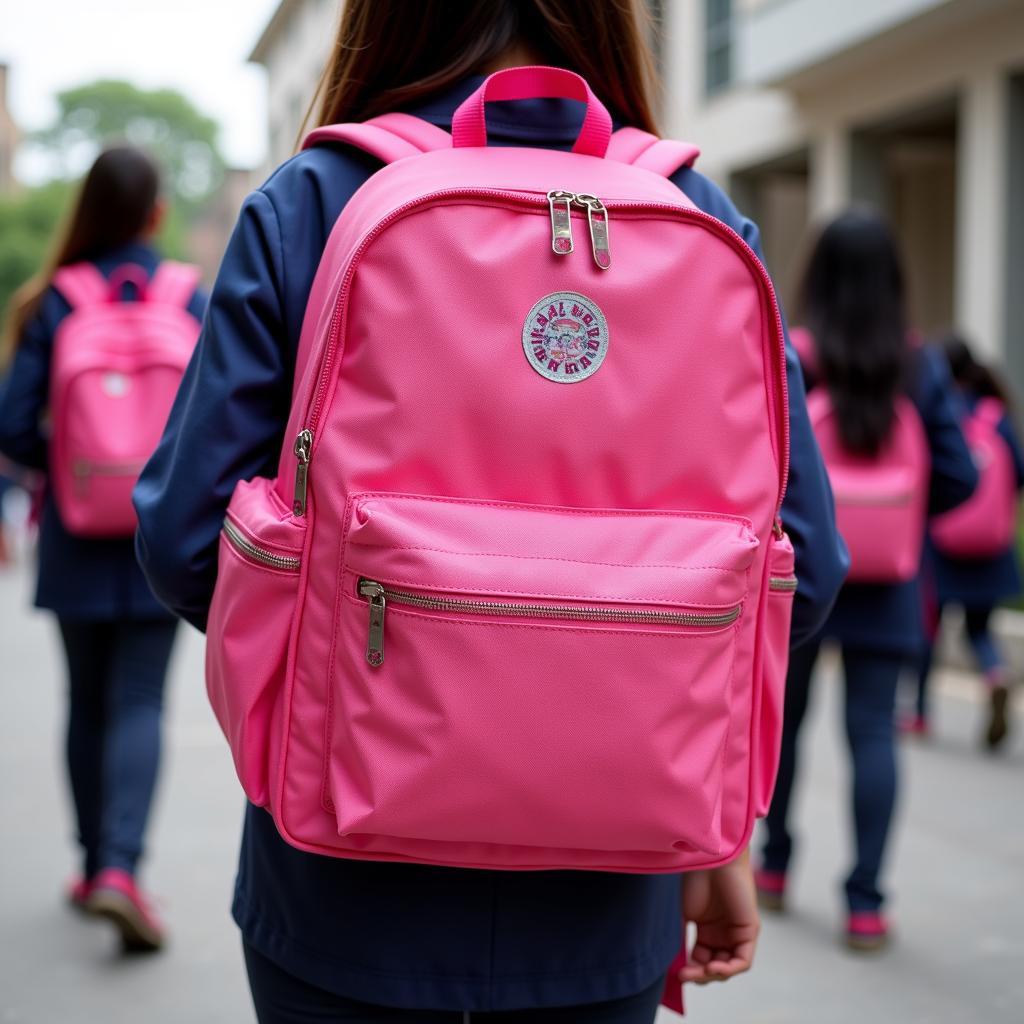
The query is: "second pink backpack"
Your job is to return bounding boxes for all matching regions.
[930,398,1017,558]
[205,67,793,874]
[50,261,201,537]
[809,390,929,583]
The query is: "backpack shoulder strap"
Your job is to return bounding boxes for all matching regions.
[606,127,701,177]
[302,113,452,166]
[973,396,1005,428]
[51,263,109,310]
[147,260,202,309]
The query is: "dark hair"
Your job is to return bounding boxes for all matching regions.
[801,209,908,456]
[2,146,160,360]
[938,331,1009,405]
[311,0,659,135]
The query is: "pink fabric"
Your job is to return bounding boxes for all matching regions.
[49,262,201,537]
[755,531,795,817]
[606,128,700,177]
[206,78,791,872]
[809,392,930,583]
[452,66,612,157]
[930,398,1017,558]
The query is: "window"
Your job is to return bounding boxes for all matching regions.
[705,0,733,96]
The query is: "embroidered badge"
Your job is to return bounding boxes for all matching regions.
[522,292,609,384]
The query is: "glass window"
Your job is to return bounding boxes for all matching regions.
[705,0,733,96]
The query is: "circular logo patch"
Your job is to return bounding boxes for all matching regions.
[522,291,609,384]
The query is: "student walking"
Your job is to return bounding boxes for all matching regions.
[0,147,205,952]
[912,333,1024,748]
[135,1,847,1019]
[757,211,977,952]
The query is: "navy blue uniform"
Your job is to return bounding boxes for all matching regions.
[0,241,206,881]
[763,344,976,914]
[929,392,1024,606]
[819,346,978,656]
[0,241,207,620]
[135,80,847,1012]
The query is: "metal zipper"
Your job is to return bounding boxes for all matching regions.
[834,491,913,507]
[222,517,301,572]
[545,190,611,268]
[357,578,741,667]
[769,575,798,593]
[292,429,313,517]
[295,188,789,525]
[73,458,146,477]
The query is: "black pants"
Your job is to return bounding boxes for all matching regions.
[243,944,664,1024]
[59,618,178,877]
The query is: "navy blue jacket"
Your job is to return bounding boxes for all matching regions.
[0,242,206,620]
[821,346,978,654]
[928,391,1024,606]
[135,80,847,1011]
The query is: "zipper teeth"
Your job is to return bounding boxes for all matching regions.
[366,582,741,628]
[835,492,913,507]
[302,190,790,514]
[222,518,301,571]
[73,460,146,476]
[769,575,798,592]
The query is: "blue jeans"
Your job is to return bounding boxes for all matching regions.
[59,618,178,877]
[762,641,901,913]
[243,943,664,1023]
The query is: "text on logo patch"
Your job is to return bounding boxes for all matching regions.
[522,291,609,384]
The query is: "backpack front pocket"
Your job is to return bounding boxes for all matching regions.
[206,476,304,807]
[327,494,758,857]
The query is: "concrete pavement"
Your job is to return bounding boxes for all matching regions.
[0,556,1021,1023]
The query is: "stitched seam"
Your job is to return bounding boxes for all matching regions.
[352,491,754,528]
[347,543,745,572]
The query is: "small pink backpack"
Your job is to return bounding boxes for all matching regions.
[205,67,794,874]
[808,390,929,583]
[50,260,201,537]
[930,398,1017,558]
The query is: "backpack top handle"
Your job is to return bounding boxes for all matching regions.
[451,66,612,158]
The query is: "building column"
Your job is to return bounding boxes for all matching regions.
[955,68,1009,359]
[810,125,850,222]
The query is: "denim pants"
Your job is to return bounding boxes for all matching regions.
[762,641,901,912]
[58,618,178,877]
[243,943,664,1024]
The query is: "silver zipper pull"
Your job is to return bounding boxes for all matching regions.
[359,579,386,666]
[292,429,313,517]
[575,194,611,270]
[547,190,575,255]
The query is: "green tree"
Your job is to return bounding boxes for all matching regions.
[33,80,226,215]
[0,180,70,324]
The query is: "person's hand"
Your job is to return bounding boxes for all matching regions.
[680,845,760,985]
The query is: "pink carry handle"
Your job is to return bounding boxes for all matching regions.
[106,263,150,303]
[452,66,612,157]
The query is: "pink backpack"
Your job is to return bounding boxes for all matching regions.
[50,260,201,537]
[205,67,794,873]
[930,398,1017,558]
[808,390,929,583]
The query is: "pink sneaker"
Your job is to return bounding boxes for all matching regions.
[754,868,787,912]
[86,868,166,952]
[846,911,890,952]
[899,714,930,738]
[67,876,93,913]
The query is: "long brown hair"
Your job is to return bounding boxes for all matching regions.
[312,0,660,135]
[2,146,160,361]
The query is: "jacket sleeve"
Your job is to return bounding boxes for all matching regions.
[0,291,68,471]
[134,192,291,631]
[912,346,978,515]
[671,169,848,646]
